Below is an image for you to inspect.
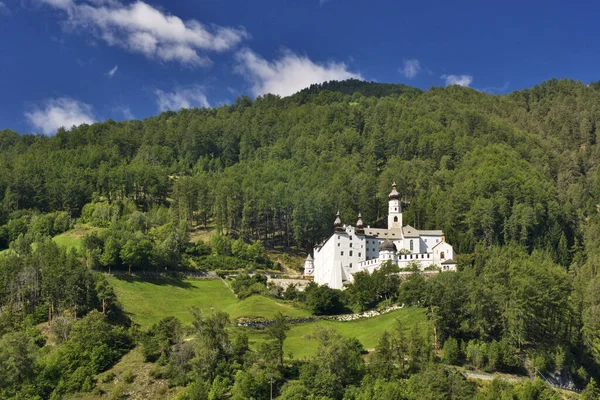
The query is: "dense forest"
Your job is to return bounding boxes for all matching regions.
[2,78,600,398]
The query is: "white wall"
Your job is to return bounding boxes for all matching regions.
[388,199,402,229]
[313,233,337,286]
[433,241,454,264]
[420,235,443,254]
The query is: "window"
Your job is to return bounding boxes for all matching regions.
[425,239,428,243]
[341,251,344,256]
[410,240,413,251]
[440,251,445,259]
[350,263,353,268]
[358,252,361,257]
[338,243,340,247]
[410,255,413,259]
[349,251,353,257]
[394,216,398,222]
[395,207,397,211]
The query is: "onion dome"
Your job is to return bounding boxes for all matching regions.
[334,211,344,232]
[389,182,400,200]
[379,239,397,252]
[355,213,364,234]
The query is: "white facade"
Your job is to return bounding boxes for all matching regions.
[311,183,457,289]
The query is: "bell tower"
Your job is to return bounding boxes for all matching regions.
[387,183,402,229]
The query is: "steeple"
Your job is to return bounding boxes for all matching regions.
[387,182,402,229]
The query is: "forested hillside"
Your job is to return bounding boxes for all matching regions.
[2,78,599,255]
[3,78,600,398]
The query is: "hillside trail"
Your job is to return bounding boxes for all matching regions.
[220,277,237,297]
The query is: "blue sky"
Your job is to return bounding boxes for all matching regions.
[1,0,599,135]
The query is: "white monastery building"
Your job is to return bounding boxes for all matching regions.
[304,183,457,289]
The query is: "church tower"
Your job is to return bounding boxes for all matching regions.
[387,183,402,229]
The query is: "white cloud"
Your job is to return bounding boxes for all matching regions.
[0,1,10,15]
[480,81,510,94]
[155,86,210,111]
[400,59,420,79]
[25,97,95,135]
[40,0,247,67]
[235,48,363,97]
[121,106,134,120]
[107,64,118,77]
[441,74,473,87]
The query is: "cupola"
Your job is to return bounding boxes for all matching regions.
[378,239,397,253]
[334,211,344,232]
[355,213,364,234]
[388,182,400,200]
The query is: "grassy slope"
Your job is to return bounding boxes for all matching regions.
[109,277,312,327]
[0,226,90,256]
[226,295,310,320]
[52,225,97,250]
[249,307,428,360]
[109,278,238,327]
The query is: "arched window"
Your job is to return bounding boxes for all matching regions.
[409,240,413,251]
[440,251,445,259]
[394,216,398,222]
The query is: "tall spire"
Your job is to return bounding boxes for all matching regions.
[388,182,402,229]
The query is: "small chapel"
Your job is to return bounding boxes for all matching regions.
[304,183,456,289]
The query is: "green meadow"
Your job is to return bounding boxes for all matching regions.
[52,226,98,250]
[249,306,428,359]
[108,277,238,327]
[109,276,428,358]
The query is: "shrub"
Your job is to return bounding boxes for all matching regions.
[304,282,345,315]
[50,315,73,344]
[210,235,232,256]
[109,383,127,400]
[231,273,268,299]
[197,255,247,271]
[123,369,135,384]
[102,372,116,383]
[283,284,299,300]
[465,340,486,369]
[442,337,460,365]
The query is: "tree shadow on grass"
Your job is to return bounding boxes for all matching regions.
[113,273,195,289]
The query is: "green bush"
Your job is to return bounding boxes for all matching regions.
[442,337,460,365]
[123,369,135,384]
[102,372,116,383]
[304,282,345,315]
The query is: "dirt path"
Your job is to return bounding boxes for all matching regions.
[462,371,522,383]
[220,277,237,297]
